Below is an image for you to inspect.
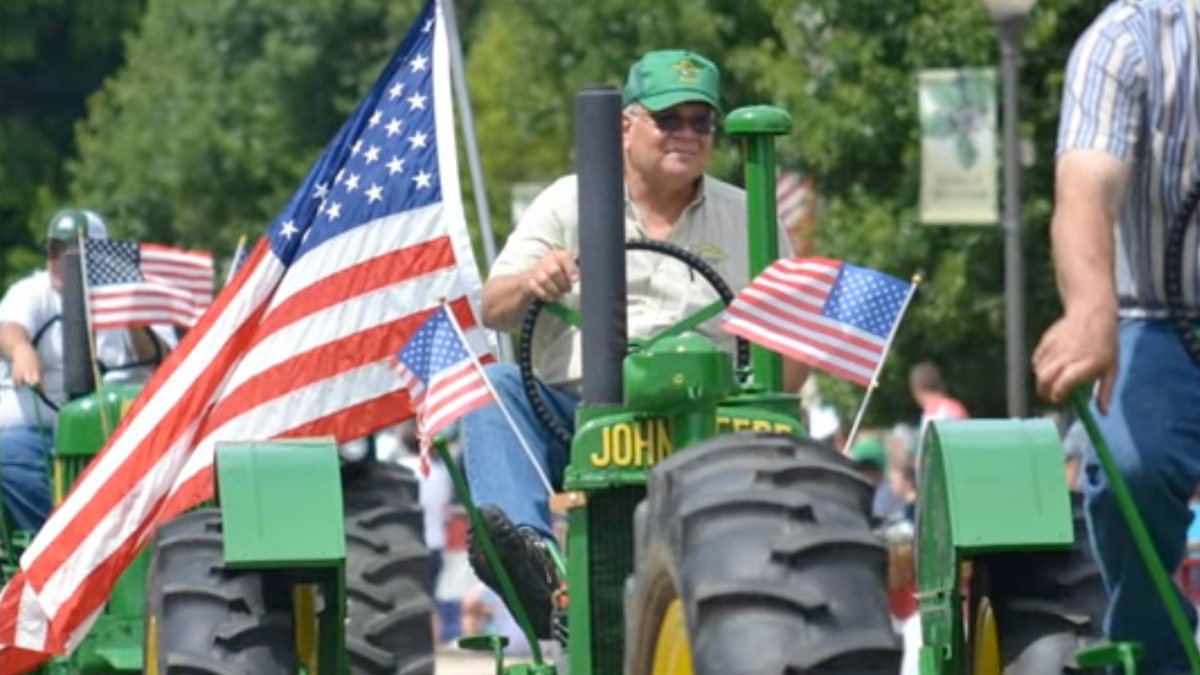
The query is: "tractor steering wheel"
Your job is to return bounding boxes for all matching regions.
[1165,171,1200,367]
[517,238,751,447]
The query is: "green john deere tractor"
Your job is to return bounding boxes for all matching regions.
[449,85,1121,675]
[4,85,1186,675]
[0,216,438,674]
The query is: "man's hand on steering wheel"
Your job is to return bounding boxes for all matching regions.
[10,342,43,388]
[521,250,578,302]
[518,239,750,446]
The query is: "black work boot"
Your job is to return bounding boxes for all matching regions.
[467,505,560,639]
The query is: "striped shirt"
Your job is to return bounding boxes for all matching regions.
[1057,0,1200,318]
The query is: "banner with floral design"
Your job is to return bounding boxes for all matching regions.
[918,68,998,225]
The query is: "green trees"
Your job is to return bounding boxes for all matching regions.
[0,0,145,286]
[1,0,1101,422]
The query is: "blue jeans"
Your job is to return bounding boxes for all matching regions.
[1081,320,1200,675]
[0,425,53,533]
[462,363,579,541]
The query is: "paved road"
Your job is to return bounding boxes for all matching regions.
[435,650,495,675]
[435,647,536,675]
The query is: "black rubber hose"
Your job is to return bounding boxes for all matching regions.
[1164,168,1200,366]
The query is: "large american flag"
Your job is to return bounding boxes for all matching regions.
[720,257,914,387]
[392,304,494,467]
[0,1,491,671]
[83,239,214,331]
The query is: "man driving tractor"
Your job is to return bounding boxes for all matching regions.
[1033,3,1200,674]
[0,209,175,533]
[460,48,810,637]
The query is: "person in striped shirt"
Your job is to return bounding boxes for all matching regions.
[1033,2,1200,672]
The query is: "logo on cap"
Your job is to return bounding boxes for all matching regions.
[673,58,701,84]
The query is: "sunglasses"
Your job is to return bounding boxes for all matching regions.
[643,111,718,136]
[44,241,68,259]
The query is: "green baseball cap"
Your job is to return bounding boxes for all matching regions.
[46,209,107,243]
[848,436,887,470]
[621,49,722,113]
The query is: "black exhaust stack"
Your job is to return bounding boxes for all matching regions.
[575,85,627,407]
[61,241,95,400]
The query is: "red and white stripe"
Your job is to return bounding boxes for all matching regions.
[87,243,214,331]
[0,6,489,671]
[776,170,811,231]
[721,257,885,386]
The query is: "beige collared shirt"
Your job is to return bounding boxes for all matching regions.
[490,173,793,389]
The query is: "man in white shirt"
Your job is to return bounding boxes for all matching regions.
[0,209,175,533]
[459,49,808,638]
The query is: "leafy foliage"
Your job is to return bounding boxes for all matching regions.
[0,0,145,287]
[2,0,1102,424]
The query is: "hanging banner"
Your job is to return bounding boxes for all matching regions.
[918,68,998,226]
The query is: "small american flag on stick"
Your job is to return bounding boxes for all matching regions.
[721,256,917,387]
[82,239,214,331]
[392,303,495,471]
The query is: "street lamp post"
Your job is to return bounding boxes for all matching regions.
[981,0,1037,418]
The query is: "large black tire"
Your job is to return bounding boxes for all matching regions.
[144,507,298,675]
[624,432,903,675]
[973,491,1107,675]
[341,460,437,675]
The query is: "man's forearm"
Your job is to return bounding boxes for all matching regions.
[0,323,32,361]
[1050,152,1127,317]
[1051,177,1120,316]
[127,327,167,363]
[480,274,532,333]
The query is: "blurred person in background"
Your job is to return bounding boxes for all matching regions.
[909,362,968,430]
[393,421,455,643]
[1,209,176,533]
[460,580,533,658]
[847,433,909,524]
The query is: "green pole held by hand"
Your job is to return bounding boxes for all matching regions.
[1070,388,1200,675]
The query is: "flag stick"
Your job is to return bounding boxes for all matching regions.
[843,273,923,451]
[76,233,113,437]
[225,234,248,287]
[439,0,514,364]
[441,299,556,496]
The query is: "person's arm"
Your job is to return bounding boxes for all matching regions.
[0,322,33,363]
[460,587,492,636]
[481,274,535,333]
[0,282,43,386]
[1051,23,1144,319]
[482,179,573,332]
[126,327,171,364]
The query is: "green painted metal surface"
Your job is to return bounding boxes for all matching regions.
[564,403,803,490]
[622,333,735,412]
[915,417,1074,675]
[63,545,152,674]
[724,105,793,135]
[214,437,349,675]
[3,384,149,674]
[55,384,143,458]
[214,437,346,568]
[922,418,1073,553]
[565,487,595,674]
[719,392,807,429]
[725,105,792,394]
